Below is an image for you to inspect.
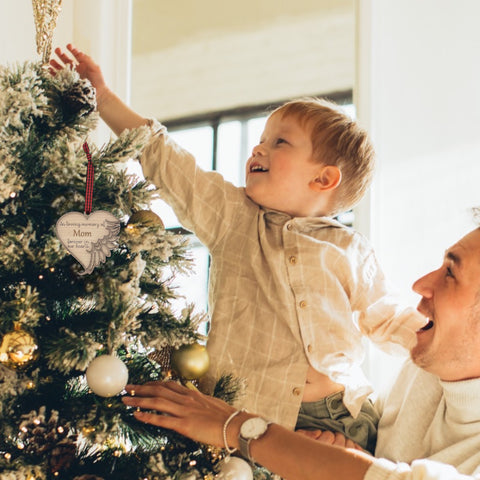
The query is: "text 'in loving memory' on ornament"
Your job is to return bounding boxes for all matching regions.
[55,211,120,275]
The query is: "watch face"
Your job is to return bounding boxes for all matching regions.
[240,417,269,439]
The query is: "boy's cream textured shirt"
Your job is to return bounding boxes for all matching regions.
[140,124,425,429]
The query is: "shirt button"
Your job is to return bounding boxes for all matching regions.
[292,387,302,396]
[299,300,307,308]
[307,344,313,353]
[289,255,297,265]
[286,223,293,231]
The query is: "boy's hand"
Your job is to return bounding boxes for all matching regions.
[50,44,108,101]
[50,44,148,134]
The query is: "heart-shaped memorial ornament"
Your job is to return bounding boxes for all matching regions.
[56,211,120,275]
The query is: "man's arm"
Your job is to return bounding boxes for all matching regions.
[123,381,478,480]
[50,44,148,136]
[122,381,372,480]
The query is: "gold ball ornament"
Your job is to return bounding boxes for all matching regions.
[126,210,164,233]
[0,326,39,370]
[170,342,210,380]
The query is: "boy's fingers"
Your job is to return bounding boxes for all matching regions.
[67,44,83,61]
[49,59,62,70]
[52,48,75,67]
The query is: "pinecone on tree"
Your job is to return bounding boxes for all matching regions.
[59,76,96,120]
[17,406,77,474]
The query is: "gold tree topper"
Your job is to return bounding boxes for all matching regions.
[31,0,63,64]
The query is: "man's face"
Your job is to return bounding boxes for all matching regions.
[411,228,480,380]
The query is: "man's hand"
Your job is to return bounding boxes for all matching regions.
[296,429,366,451]
[122,380,239,448]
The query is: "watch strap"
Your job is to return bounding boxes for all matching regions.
[238,433,251,461]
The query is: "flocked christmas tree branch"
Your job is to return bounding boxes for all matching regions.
[0,61,257,480]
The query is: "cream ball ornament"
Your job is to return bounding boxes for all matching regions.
[86,355,129,397]
[217,457,253,480]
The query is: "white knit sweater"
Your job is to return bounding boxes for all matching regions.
[365,360,480,480]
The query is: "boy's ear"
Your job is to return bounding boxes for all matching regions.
[310,165,342,192]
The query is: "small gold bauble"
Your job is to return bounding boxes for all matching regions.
[0,326,39,370]
[127,210,164,231]
[170,343,210,380]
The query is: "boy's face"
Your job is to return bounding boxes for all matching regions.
[245,113,323,216]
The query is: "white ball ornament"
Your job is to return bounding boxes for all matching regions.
[86,355,129,397]
[217,457,253,480]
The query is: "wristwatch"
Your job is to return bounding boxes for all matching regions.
[238,417,272,463]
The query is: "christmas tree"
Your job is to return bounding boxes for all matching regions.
[0,59,248,479]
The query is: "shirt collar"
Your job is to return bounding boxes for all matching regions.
[440,376,480,422]
[261,207,347,230]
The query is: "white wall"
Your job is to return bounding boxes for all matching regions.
[130,8,355,119]
[358,0,480,301]
[0,0,58,64]
[357,0,480,386]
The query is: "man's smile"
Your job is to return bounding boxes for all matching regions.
[419,319,434,331]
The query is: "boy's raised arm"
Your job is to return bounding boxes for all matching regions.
[50,44,149,136]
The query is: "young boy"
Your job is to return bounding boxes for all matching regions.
[51,45,426,453]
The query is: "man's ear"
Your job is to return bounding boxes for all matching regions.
[310,165,342,192]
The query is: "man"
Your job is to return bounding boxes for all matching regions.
[123,226,480,480]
